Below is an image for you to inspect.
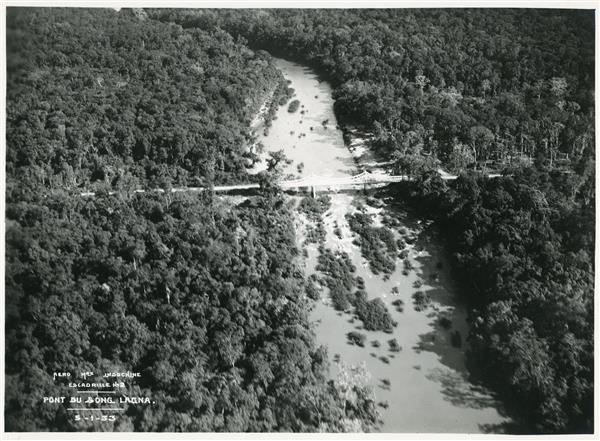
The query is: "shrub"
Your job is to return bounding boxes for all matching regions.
[388,338,402,352]
[381,214,400,227]
[317,248,357,310]
[298,195,331,222]
[347,331,366,347]
[305,277,321,301]
[330,284,351,311]
[334,226,343,239]
[355,297,394,332]
[366,196,383,208]
[351,289,368,306]
[391,299,404,312]
[412,291,431,311]
[378,227,397,253]
[305,222,326,244]
[287,99,300,113]
[346,213,396,274]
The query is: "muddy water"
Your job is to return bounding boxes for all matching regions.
[249,58,355,178]
[258,57,510,433]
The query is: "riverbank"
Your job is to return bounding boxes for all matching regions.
[246,58,355,178]
[295,192,509,432]
[343,127,394,174]
[256,56,510,433]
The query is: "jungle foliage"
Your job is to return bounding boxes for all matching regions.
[5,8,379,432]
[403,167,594,433]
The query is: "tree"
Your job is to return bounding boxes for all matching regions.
[265,149,292,174]
[469,125,494,165]
[448,141,475,172]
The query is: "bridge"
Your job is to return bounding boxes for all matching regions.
[80,169,502,197]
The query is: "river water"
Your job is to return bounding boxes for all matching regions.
[252,57,510,433]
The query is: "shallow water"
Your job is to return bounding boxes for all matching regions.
[260,57,510,433]
[249,59,355,178]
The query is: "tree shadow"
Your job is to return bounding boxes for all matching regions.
[425,367,504,412]
[407,225,473,372]
[478,420,522,434]
[378,378,391,391]
[374,197,423,232]
[413,312,465,373]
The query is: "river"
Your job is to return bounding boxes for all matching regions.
[252,57,510,433]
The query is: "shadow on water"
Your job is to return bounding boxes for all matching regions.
[310,131,347,145]
[425,368,501,411]
[401,217,515,431]
[274,56,514,433]
[412,304,465,372]
[479,420,523,434]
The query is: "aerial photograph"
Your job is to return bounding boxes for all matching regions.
[4,5,595,435]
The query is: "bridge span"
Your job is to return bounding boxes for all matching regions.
[80,169,502,197]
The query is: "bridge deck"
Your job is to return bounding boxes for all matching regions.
[80,169,502,197]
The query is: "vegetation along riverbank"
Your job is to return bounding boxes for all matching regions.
[5,7,594,434]
[153,9,594,433]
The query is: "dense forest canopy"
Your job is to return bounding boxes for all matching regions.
[151,8,595,434]
[5,6,595,434]
[6,190,379,431]
[7,7,284,199]
[153,8,594,174]
[5,8,379,432]
[403,167,594,433]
